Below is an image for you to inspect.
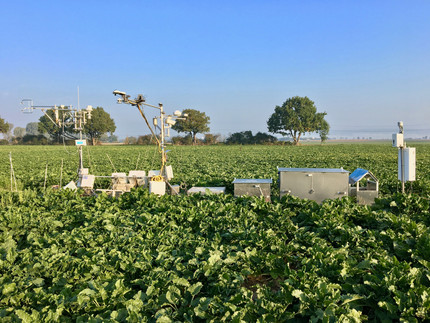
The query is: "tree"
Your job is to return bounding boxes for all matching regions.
[171,135,193,145]
[22,134,49,145]
[254,132,277,144]
[85,107,116,145]
[318,119,330,144]
[13,127,26,138]
[225,131,278,145]
[136,134,155,145]
[204,133,220,145]
[267,96,328,145]
[226,131,254,144]
[38,110,74,143]
[108,135,118,143]
[3,123,13,141]
[26,122,40,136]
[172,109,210,145]
[124,136,137,145]
[0,116,10,135]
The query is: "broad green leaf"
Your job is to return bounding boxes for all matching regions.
[2,283,16,295]
[187,282,203,297]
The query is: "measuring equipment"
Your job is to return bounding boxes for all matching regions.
[392,121,416,193]
[112,90,187,190]
[21,99,93,179]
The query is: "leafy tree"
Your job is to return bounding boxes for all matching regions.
[22,134,49,145]
[226,131,254,144]
[318,119,330,144]
[226,131,278,145]
[267,96,328,145]
[39,109,74,143]
[137,134,156,145]
[85,107,116,145]
[108,135,118,143]
[204,133,220,145]
[172,109,210,145]
[13,127,26,138]
[171,135,193,145]
[0,116,10,134]
[254,132,278,144]
[3,122,13,141]
[26,122,40,136]
[124,136,137,145]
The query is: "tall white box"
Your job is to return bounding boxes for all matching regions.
[398,148,416,181]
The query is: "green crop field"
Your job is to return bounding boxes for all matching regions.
[1,144,430,321]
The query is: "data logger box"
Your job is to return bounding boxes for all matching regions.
[232,178,272,202]
[392,133,404,148]
[149,181,166,196]
[278,168,349,204]
[79,175,95,189]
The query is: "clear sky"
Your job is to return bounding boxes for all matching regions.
[1,0,429,139]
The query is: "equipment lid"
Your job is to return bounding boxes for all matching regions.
[232,178,273,184]
[277,167,349,173]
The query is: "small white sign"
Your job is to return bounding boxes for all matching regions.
[75,140,87,146]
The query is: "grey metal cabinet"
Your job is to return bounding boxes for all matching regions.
[278,168,349,203]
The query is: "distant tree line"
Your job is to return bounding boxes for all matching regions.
[123,133,221,146]
[1,95,330,146]
[225,131,277,145]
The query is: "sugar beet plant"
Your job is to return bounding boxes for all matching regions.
[0,143,430,321]
[1,188,430,321]
[1,143,430,195]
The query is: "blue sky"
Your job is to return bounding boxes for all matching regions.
[1,0,429,139]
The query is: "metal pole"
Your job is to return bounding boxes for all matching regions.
[60,158,64,188]
[400,147,405,194]
[79,129,83,171]
[159,104,166,175]
[9,152,13,192]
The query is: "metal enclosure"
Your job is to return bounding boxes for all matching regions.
[80,175,95,189]
[348,168,379,205]
[232,179,272,202]
[187,187,226,195]
[278,168,349,203]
